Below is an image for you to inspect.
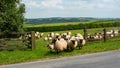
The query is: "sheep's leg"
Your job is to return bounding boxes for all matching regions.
[56,50,59,54]
[79,46,81,49]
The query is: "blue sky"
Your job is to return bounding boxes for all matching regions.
[22,0,120,18]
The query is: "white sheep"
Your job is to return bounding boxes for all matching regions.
[54,38,67,53]
[77,39,86,49]
[40,33,44,37]
[70,34,86,49]
[75,33,84,39]
[64,34,71,40]
[49,32,54,38]
[67,39,78,51]
[81,39,86,46]
[44,37,48,41]
[47,43,54,52]
[67,32,71,35]
[48,37,52,41]
[48,38,67,53]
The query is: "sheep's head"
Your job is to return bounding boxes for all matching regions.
[47,43,54,51]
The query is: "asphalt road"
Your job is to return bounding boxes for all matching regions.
[0,50,120,68]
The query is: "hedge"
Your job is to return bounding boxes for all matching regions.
[24,22,120,32]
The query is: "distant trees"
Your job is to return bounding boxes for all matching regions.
[0,0,25,32]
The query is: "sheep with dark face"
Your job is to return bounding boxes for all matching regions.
[67,39,78,51]
[48,38,67,53]
[71,34,86,49]
[47,43,54,52]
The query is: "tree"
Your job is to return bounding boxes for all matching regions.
[0,0,25,32]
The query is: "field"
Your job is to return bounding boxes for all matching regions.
[0,27,120,65]
[24,22,87,27]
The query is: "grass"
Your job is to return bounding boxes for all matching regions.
[25,22,89,27]
[0,28,120,65]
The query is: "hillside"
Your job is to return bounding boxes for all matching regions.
[26,17,120,24]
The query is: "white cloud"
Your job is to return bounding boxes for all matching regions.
[41,0,64,9]
[66,0,120,9]
[26,1,41,8]
[24,0,64,9]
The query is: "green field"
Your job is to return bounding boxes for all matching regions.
[0,28,120,65]
[24,22,87,27]
[25,20,120,28]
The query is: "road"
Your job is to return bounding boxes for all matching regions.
[0,50,120,68]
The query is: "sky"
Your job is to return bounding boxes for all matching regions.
[22,0,120,18]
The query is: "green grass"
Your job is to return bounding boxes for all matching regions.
[25,22,88,27]
[0,28,120,65]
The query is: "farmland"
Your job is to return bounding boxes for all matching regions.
[0,27,120,65]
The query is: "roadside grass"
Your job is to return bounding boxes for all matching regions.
[0,28,120,65]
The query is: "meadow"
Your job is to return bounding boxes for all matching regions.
[0,27,120,65]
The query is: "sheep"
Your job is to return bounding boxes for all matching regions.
[64,34,71,40]
[81,39,86,46]
[44,37,48,41]
[87,33,103,40]
[106,30,113,35]
[67,39,78,51]
[67,32,71,35]
[54,38,67,53]
[70,34,86,49]
[48,38,67,53]
[75,33,84,39]
[73,38,86,49]
[114,30,119,36]
[35,32,43,39]
[49,32,55,38]
[55,33,60,37]
[61,33,67,38]
[44,37,52,41]
[40,33,44,37]
[48,37,52,41]
[47,43,54,52]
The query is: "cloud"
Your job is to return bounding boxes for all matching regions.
[26,1,41,8]
[65,0,120,9]
[23,0,64,9]
[41,0,64,9]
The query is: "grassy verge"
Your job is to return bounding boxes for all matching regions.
[0,28,120,65]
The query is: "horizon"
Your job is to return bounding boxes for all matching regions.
[22,0,120,18]
[26,17,120,19]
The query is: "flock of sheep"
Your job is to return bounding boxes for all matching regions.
[46,32,86,53]
[31,31,86,53]
[19,29,120,53]
[86,29,120,40]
